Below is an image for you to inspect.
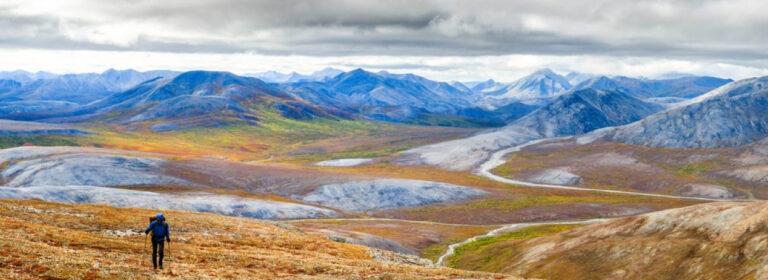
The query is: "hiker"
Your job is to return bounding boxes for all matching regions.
[145,213,170,270]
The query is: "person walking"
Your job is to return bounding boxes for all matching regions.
[145,213,170,270]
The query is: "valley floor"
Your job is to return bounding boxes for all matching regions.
[1,120,759,278]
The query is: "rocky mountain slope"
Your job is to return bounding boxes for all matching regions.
[281,69,478,122]
[482,200,768,279]
[513,88,663,138]
[0,199,511,279]
[599,75,768,148]
[397,88,663,171]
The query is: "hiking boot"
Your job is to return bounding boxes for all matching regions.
[159,265,163,269]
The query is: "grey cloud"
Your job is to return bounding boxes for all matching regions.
[1,0,768,65]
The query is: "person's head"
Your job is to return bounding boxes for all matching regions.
[156,213,165,221]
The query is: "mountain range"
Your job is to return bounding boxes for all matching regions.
[58,71,348,129]
[0,67,734,131]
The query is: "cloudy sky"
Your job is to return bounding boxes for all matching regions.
[1,0,767,82]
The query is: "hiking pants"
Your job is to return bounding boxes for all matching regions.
[152,239,165,268]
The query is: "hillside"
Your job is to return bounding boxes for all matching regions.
[601,75,768,148]
[512,88,663,138]
[449,200,768,279]
[397,88,663,171]
[280,69,488,125]
[0,199,511,279]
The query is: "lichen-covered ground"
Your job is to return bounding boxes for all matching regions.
[0,199,516,279]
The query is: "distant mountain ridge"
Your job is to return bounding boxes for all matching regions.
[475,69,573,109]
[0,67,736,129]
[573,75,733,99]
[0,71,349,130]
[248,67,344,83]
[82,71,348,126]
[0,69,179,118]
[279,68,500,125]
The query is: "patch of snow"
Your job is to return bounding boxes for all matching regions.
[0,186,339,220]
[299,179,487,213]
[314,158,374,167]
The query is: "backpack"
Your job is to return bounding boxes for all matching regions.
[148,217,168,237]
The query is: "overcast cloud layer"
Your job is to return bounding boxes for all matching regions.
[1,0,767,81]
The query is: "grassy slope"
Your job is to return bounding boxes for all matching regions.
[0,199,513,280]
[482,201,768,279]
[37,110,477,163]
[447,224,583,272]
